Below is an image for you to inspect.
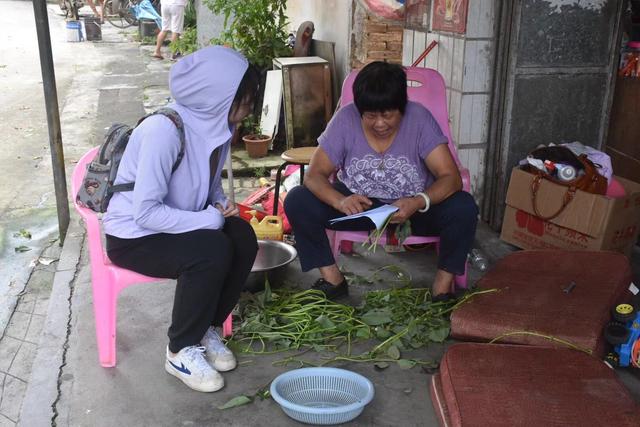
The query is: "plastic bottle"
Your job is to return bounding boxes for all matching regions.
[555,163,577,182]
[468,248,488,272]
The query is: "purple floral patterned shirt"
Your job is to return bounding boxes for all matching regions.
[319,101,447,202]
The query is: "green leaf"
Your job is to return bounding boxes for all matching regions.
[315,315,335,329]
[427,326,450,343]
[387,345,401,360]
[355,327,371,339]
[361,309,392,326]
[409,339,423,349]
[218,395,252,410]
[397,359,416,370]
[13,229,32,239]
[14,246,31,253]
[374,362,389,370]
[375,328,392,339]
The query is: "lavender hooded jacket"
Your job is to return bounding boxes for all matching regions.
[103,46,248,238]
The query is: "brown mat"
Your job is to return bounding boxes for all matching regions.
[451,250,632,357]
[430,343,640,427]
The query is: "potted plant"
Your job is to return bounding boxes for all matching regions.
[205,0,292,122]
[241,114,271,158]
[205,0,291,71]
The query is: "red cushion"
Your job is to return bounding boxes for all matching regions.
[451,250,632,357]
[430,343,640,427]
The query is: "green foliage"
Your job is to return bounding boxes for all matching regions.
[184,0,196,29]
[253,165,267,178]
[170,27,198,55]
[205,0,291,70]
[229,282,497,363]
[241,114,261,136]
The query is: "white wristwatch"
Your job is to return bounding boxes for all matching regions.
[416,192,431,213]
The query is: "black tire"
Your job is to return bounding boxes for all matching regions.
[604,322,630,346]
[612,303,635,323]
[104,0,137,28]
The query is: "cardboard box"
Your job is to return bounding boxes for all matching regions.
[500,168,640,256]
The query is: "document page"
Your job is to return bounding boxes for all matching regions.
[328,204,399,230]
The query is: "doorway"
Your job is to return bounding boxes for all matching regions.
[604,1,640,185]
[482,0,625,230]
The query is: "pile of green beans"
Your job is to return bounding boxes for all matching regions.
[230,282,497,364]
[232,287,368,354]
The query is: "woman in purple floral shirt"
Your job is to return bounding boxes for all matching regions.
[284,61,478,301]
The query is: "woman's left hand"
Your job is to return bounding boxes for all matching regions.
[215,201,239,217]
[390,197,421,223]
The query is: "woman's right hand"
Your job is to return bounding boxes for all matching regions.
[335,194,372,215]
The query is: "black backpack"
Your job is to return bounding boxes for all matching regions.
[76,108,185,213]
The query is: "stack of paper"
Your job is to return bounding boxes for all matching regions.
[328,204,398,230]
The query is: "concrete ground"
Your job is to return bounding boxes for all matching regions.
[17,219,640,427]
[3,4,640,427]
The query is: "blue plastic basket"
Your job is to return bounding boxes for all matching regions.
[270,367,375,425]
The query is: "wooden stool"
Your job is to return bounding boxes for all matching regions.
[272,146,317,215]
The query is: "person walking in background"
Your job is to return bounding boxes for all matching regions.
[153,0,187,60]
[86,0,105,22]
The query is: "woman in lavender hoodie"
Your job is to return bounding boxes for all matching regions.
[103,46,259,392]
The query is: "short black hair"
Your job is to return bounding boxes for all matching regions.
[353,61,408,115]
[231,63,261,110]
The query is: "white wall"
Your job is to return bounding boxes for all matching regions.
[195,0,225,47]
[403,0,498,204]
[287,0,352,85]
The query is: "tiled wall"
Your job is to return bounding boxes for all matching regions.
[402,0,497,204]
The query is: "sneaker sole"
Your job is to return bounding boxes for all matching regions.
[164,361,224,392]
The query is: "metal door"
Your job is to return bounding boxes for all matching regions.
[483,0,624,228]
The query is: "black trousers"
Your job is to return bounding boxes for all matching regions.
[106,217,258,353]
[284,182,478,276]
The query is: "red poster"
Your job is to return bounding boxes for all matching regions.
[432,0,469,34]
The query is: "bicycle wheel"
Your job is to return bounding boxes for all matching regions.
[104,0,137,28]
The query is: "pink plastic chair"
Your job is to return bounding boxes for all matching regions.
[327,67,472,288]
[72,147,232,367]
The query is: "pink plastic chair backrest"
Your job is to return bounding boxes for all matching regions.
[71,147,109,268]
[340,66,461,167]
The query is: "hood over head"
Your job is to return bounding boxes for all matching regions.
[168,46,249,150]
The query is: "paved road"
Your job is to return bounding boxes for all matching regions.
[0,3,151,424]
[0,0,107,332]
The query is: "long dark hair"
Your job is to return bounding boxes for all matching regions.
[230,63,261,114]
[353,61,408,115]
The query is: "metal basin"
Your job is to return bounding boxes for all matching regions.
[244,240,298,292]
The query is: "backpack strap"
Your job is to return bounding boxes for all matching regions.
[109,182,135,193]
[137,107,186,173]
[108,108,186,196]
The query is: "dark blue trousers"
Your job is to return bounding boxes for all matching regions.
[284,182,478,275]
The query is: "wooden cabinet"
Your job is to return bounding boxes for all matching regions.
[273,57,333,149]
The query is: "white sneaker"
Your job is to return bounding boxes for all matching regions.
[201,327,237,372]
[165,345,224,392]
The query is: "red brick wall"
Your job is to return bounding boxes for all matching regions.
[351,0,404,69]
